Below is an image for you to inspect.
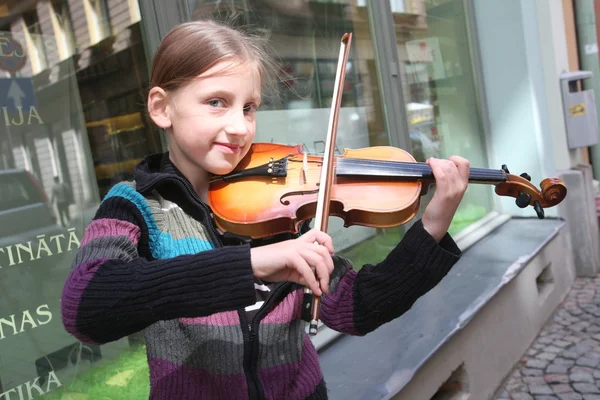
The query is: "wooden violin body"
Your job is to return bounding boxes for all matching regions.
[210,143,424,238]
[208,142,567,239]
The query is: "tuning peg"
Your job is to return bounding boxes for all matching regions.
[516,191,531,208]
[502,164,510,174]
[520,172,531,181]
[534,200,544,219]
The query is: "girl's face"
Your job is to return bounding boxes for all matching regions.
[164,60,261,177]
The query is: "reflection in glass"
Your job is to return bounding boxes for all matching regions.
[396,0,492,233]
[0,1,156,398]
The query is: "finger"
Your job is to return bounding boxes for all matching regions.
[299,228,320,243]
[441,160,462,197]
[292,254,322,296]
[321,260,334,294]
[310,244,333,294]
[300,229,335,254]
[299,245,331,294]
[435,159,464,200]
[316,244,335,275]
[449,156,470,187]
[428,158,449,190]
[313,231,335,254]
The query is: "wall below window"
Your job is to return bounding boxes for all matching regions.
[317,218,573,400]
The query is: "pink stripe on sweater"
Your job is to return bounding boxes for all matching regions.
[61,258,108,344]
[81,218,141,247]
[320,268,359,335]
[179,310,240,326]
[148,358,249,400]
[261,289,302,324]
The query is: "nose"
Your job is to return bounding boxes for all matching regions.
[224,109,250,136]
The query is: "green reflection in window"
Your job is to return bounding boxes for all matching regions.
[448,203,488,236]
[44,345,149,399]
[338,228,403,270]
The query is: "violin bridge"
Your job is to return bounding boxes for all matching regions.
[302,152,308,184]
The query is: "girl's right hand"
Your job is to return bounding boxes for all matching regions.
[250,229,335,296]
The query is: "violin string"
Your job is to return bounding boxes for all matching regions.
[289,162,505,182]
[293,160,505,178]
[335,158,506,181]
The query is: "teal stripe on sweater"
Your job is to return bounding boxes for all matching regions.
[103,183,213,259]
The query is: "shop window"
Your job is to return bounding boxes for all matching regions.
[0,2,158,398]
[51,0,77,60]
[397,0,493,234]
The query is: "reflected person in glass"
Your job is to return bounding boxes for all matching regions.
[60,19,470,400]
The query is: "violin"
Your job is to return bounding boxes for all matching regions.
[208,33,567,335]
[209,142,567,239]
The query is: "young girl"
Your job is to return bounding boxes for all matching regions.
[61,19,470,400]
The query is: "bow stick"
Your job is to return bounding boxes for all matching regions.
[307,32,353,336]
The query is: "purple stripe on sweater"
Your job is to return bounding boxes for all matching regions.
[261,289,302,324]
[81,218,141,247]
[320,268,360,335]
[259,335,323,400]
[179,310,240,326]
[61,258,109,343]
[148,358,249,400]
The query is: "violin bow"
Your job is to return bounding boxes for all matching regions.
[308,33,353,336]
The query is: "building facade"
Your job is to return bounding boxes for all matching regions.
[0,0,589,398]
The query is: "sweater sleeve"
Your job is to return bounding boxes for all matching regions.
[320,219,461,335]
[61,186,256,345]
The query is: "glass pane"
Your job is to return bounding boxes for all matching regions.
[188,0,404,268]
[0,2,157,398]
[397,0,493,234]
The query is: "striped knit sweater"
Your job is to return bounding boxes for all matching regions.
[61,152,461,399]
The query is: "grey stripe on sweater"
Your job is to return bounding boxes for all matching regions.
[145,319,245,375]
[145,318,305,375]
[149,195,214,242]
[257,318,304,369]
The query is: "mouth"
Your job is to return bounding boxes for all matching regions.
[214,142,243,154]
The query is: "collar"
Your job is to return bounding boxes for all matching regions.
[133,151,189,194]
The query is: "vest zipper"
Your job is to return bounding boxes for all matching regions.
[241,281,295,400]
[241,312,261,399]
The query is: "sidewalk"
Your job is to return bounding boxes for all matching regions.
[495,277,600,400]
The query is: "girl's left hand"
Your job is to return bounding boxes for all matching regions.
[421,156,470,242]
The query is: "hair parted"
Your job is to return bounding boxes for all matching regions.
[149,18,279,96]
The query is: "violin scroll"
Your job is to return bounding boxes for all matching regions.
[495,172,567,219]
[540,178,568,205]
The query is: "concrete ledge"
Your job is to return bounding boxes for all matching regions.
[312,212,511,352]
[318,217,573,399]
[557,167,599,276]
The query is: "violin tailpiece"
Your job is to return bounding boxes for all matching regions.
[218,158,288,181]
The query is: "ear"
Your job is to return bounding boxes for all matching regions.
[148,87,172,129]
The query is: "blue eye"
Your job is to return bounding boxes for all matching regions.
[208,99,224,108]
